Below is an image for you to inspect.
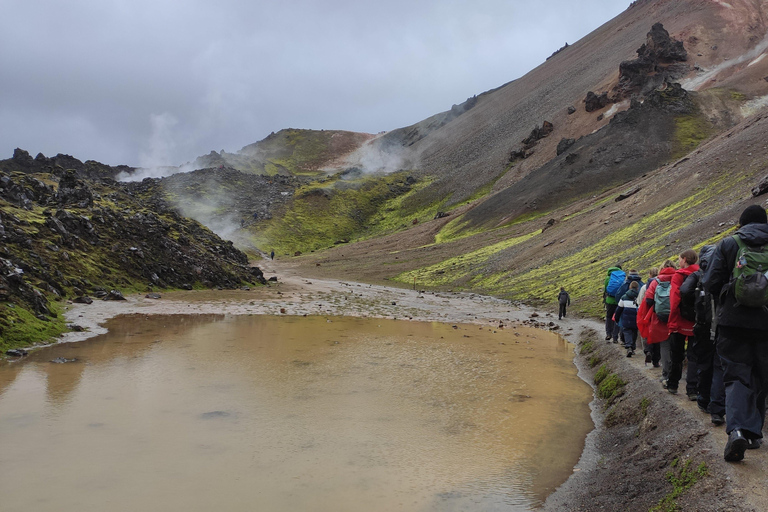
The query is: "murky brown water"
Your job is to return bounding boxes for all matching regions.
[0,315,592,512]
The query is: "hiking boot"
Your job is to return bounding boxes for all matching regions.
[661,379,669,389]
[652,362,661,368]
[644,352,652,364]
[747,438,762,450]
[724,430,748,462]
[605,335,612,341]
[626,349,633,357]
[697,402,709,414]
[687,392,698,402]
[667,387,678,395]
[711,414,725,426]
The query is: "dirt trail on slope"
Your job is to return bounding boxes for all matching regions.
[54,258,768,511]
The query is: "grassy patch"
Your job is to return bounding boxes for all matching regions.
[393,230,539,288]
[640,396,651,417]
[254,172,443,255]
[672,114,713,160]
[580,338,595,355]
[588,355,602,368]
[0,301,67,351]
[650,458,709,512]
[594,364,626,403]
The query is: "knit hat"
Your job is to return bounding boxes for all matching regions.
[738,205,768,227]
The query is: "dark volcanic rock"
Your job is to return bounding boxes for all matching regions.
[585,91,611,112]
[751,175,768,197]
[55,169,93,208]
[104,290,126,301]
[557,138,576,156]
[616,23,688,98]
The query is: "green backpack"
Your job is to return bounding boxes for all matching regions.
[732,235,768,307]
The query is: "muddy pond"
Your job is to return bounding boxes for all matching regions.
[0,314,592,511]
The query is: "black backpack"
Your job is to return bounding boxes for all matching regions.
[679,274,697,322]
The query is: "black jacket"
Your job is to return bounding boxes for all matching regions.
[702,223,768,330]
[558,290,570,305]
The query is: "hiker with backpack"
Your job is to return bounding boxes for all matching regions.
[637,260,677,386]
[614,269,644,302]
[702,205,768,462]
[679,245,725,425]
[604,265,625,342]
[614,281,640,357]
[557,287,570,319]
[666,249,700,397]
[638,268,660,366]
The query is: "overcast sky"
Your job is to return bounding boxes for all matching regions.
[1,0,629,168]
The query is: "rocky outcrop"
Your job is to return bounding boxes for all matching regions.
[510,121,555,161]
[0,157,268,347]
[55,169,93,208]
[585,91,611,112]
[616,23,688,98]
[557,138,577,156]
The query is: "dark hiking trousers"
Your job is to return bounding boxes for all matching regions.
[694,324,715,407]
[668,332,697,394]
[710,350,726,417]
[718,326,768,438]
[559,303,567,319]
[646,341,661,365]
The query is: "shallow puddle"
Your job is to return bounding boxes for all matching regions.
[0,315,592,511]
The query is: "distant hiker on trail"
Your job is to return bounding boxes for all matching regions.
[638,267,659,366]
[637,260,677,387]
[666,249,700,397]
[558,287,570,320]
[614,281,640,357]
[603,264,625,342]
[679,245,724,425]
[703,205,768,462]
[270,250,275,260]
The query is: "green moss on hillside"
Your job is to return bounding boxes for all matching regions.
[0,302,67,351]
[394,230,539,287]
[672,114,713,159]
[254,172,439,255]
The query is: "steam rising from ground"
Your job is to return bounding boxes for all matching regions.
[341,136,416,175]
[116,112,201,181]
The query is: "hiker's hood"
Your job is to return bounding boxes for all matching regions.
[735,223,768,246]
[658,267,676,280]
[606,266,622,276]
[698,245,715,272]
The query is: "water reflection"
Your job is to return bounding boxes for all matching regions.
[0,315,592,512]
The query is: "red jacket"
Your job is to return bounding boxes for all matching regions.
[668,264,699,336]
[637,266,676,344]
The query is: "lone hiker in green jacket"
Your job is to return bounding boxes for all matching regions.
[603,265,624,342]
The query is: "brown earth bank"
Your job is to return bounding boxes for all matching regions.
[36,260,768,512]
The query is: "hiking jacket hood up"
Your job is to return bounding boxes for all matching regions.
[668,264,699,336]
[703,223,768,330]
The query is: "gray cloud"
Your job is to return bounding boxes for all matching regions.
[0,0,628,167]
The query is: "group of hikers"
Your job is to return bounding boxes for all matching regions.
[597,205,768,463]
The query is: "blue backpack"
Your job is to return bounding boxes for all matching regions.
[606,270,626,297]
